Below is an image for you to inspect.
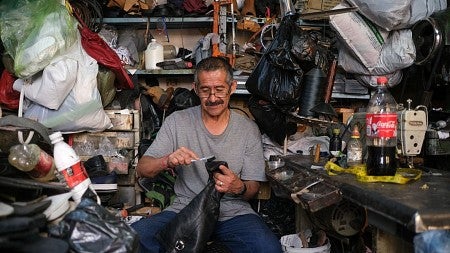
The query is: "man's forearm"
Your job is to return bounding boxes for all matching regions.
[136,155,170,178]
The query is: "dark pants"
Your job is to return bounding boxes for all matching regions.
[131,211,283,253]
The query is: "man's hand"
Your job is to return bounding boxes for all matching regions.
[136,146,198,178]
[213,164,259,200]
[165,146,199,168]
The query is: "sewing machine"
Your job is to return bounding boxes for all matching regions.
[396,99,428,167]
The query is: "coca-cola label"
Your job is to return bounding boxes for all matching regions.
[61,162,89,188]
[366,113,397,138]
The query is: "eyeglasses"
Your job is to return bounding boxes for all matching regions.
[196,87,230,98]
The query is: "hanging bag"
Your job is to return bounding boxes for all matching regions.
[245,15,305,112]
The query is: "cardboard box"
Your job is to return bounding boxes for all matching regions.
[307,0,341,11]
[106,109,140,131]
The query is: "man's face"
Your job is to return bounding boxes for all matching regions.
[194,69,236,117]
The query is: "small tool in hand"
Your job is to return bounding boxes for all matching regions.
[191,155,215,163]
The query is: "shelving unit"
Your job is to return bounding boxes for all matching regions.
[71,109,141,206]
[105,14,368,100]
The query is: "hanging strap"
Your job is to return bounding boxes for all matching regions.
[17,83,34,144]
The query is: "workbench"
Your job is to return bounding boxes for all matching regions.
[266,154,450,252]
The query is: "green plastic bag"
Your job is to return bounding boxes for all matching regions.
[0,0,78,78]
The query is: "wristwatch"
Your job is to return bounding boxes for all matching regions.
[237,182,247,196]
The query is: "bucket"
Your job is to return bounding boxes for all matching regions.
[280,234,331,253]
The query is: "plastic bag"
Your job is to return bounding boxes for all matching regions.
[166,88,201,116]
[75,13,134,90]
[97,67,117,107]
[21,36,112,134]
[414,230,450,253]
[155,160,225,253]
[347,0,446,31]
[13,42,79,110]
[338,29,415,76]
[0,69,20,110]
[48,197,138,253]
[245,15,306,111]
[330,2,390,70]
[248,96,297,145]
[0,0,78,78]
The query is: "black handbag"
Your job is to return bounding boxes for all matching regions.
[155,160,226,253]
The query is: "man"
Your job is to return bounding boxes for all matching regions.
[131,57,282,253]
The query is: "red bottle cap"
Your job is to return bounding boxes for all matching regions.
[377,76,388,85]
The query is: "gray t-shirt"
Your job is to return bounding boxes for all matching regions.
[144,105,266,221]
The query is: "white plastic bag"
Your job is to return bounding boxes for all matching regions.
[22,34,112,133]
[330,2,390,69]
[13,43,80,110]
[347,0,447,31]
[337,29,415,86]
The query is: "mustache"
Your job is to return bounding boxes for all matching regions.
[205,100,224,106]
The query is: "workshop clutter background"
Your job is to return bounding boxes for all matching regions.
[0,0,449,252]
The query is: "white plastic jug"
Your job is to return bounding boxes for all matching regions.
[145,39,164,70]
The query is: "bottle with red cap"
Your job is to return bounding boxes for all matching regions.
[365,76,398,176]
[8,143,56,182]
[49,131,99,204]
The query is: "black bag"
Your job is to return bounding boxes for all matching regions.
[48,197,139,253]
[248,96,297,145]
[155,160,226,253]
[245,15,305,112]
[166,88,200,116]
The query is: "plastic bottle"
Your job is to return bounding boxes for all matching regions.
[145,39,164,70]
[329,128,342,157]
[49,131,99,204]
[365,76,398,176]
[8,143,56,182]
[347,125,363,167]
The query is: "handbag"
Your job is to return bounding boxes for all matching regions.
[155,160,226,253]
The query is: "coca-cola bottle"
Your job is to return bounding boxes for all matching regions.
[365,76,398,176]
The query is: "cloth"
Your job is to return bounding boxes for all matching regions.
[131,211,282,253]
[143,105,266,221]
